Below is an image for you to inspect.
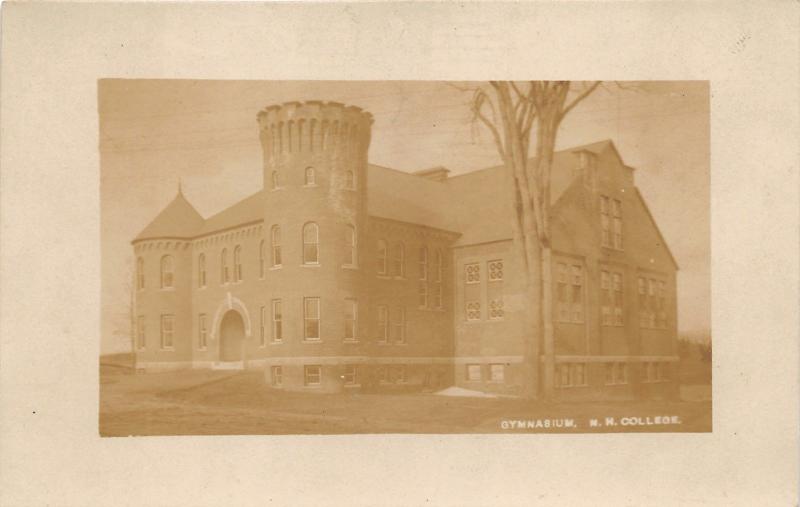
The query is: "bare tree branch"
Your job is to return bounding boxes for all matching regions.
[560,81,601,119]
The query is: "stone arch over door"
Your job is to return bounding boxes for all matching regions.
[211,293,253,361]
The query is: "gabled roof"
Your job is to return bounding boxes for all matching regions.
[633,187,680,270]
[198,191,264,236]
[133,190,205,241]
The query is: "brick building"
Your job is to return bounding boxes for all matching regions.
[131,101,679,400]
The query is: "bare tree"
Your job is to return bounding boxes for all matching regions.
[460,81,601,399]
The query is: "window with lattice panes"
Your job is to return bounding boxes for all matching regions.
[466,301,481,321]
[465,262,480,284]
[487,259,503,281]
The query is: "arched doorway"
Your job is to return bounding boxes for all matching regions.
[219,310,245,362]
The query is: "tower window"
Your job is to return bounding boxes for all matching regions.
[302,222,319,264]
[344,224,357,267]
[160,255,174,289]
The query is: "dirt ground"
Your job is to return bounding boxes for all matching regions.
[99,356,711,436]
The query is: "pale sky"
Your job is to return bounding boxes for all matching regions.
[100,80,709,353]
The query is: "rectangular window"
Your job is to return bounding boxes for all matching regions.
[570,264,584,322]
[656,280,667,329]
[601,269,623,326]
[303,297,320,341]
[466,301,481,321]
[418,281,428,308]
[344,364,358,385]
[644,362,656,383]
[198,314,207,349]
[600,195,611,247]
[377,240,388,275]
[376,366,388,384]
[489,364,505,382]
[612,198,623,249]
[605,362,629,385]
[419,247,428,281]
[160,314,174,349]
[466,364,481,381]
[377,305,388,343]
[271,300,282,341]
[258,306,266,346]
[344,298,357,341]
[271,365,282,387]
[389,365,406,384]
[433,283,443,309]
[600,270,612,326]
[487,259,503,281]
[612,272,624,326]
[304,365,321,386]
[465,262,480,284]
[557,262,569,322]
[392,307,406,344]
[556,363,587,388]
[136,315,145,350]
[656,362,668,381]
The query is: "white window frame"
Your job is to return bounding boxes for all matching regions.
[419,247,428,281]
[392,307,406,344]
[160,314,174,350]
[271,365,282,387]
[259,241,266,278]
[160,255,174,289]
[272,299,283,342]
[302,223,319,265]
[392,242,405,278]
[304,365,322,386]
[344,364,358,385]
[303,297,321,341]
[600,195,611,247]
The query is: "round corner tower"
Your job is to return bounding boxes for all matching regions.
[256,101,374,390]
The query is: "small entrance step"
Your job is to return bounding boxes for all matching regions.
[212,361,244,370]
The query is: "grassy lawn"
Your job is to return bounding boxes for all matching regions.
[99,355,711,436]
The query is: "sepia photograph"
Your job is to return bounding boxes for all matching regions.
[99,80,711,435]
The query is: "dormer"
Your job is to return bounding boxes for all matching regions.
[413,166,450,182]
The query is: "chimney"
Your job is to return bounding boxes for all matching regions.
[413,166,450,182]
